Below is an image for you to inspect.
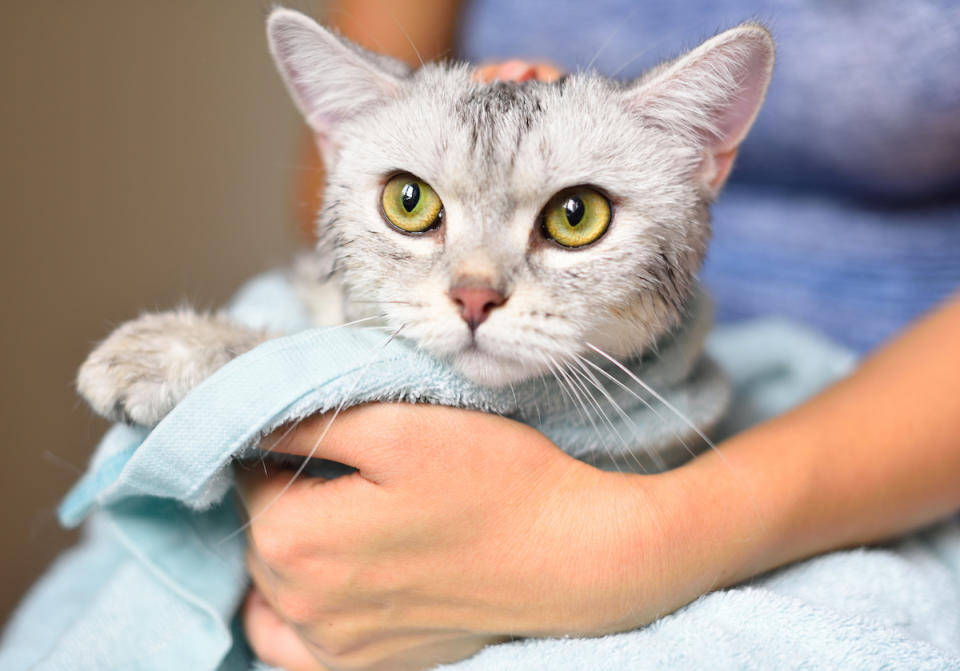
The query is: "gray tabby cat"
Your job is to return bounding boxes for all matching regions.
[77,8,774,427]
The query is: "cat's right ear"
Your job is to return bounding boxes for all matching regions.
[625,24,775,198]
[266,9,409,145]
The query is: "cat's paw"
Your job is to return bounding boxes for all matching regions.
[77,310,266,426]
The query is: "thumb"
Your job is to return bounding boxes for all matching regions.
[257,404,393,471]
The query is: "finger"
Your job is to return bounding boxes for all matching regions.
[236,463,375,529]
[234,460,328,505]
[474,59,537,82]
[473,60,564,83]
[533,62,563,82]
[257,404,405,465]
[473,62,503,82]
[494,59,538,82]
[244,587,324,671]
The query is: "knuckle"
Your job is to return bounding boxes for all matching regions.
[309,560,362,603]
[249,522,300,567]
[313,622,370,662]
[272,587,318,625]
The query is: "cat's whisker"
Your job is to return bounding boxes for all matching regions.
[323,3,424,68]
[257,417,305,458]
[581,6,639,73]
[607,27,690,79]
[540,353,591,429]
[609,52,649,80]
[572,352,673,471]
[571,350,707,631]
[319,6,392,60]
[548,354,625,474]
[220,323,407,544]
[537,355,606,472]
[321,315,385,330]
[546,355,592,426]
[585,342,767,532]
[387,11,424,68]
[568,358,651,476]
[566,356,669,542]
[586,342,715,452]
[563,359,634,474]
[568,356,654,475]
[347,300,417,306]
[41,450,83,476]
[507,378,519,409]
[570,360,696,490]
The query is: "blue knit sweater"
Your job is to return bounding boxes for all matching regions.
[460,0,960,352]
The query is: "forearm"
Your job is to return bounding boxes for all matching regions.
[666,292,960,589]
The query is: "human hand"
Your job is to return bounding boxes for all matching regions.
[236,403,680,671]
[473,60,563,83]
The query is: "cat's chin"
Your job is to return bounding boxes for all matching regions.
[448,348,546,388]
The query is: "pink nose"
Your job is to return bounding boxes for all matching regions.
[449,286,507,331]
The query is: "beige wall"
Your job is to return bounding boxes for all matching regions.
[0,2,316,623]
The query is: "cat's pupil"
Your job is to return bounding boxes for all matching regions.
[563,197,585,227]
[401,183,420,213]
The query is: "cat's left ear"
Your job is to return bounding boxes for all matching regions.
[627,24,775,197]
[266,9,410,154]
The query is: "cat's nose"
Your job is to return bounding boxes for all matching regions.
[449,286,507,332]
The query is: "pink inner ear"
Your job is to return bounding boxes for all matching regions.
[707,148,739,191]
[710,35,774,154]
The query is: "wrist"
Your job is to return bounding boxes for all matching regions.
[667,427,816,587]
[549,467,720,634]
[602,448,795,626]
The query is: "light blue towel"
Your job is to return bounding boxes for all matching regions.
[3,272,959,670]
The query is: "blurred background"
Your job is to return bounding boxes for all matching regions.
[0,2,311,622]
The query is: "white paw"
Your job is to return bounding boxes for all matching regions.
[77,310,266,426]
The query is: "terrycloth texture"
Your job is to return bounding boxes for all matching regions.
[461,1,960,353]
[3,271,959,670]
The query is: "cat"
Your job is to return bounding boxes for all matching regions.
[77,8,774,429]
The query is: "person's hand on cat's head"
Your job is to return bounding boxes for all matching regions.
[473,60,563,83]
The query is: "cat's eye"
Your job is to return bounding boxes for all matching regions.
[541,187,611,248]
[381,173,444,233]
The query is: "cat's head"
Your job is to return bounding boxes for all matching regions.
[267,9,773,386]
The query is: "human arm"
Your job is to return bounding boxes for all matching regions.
[687,290,960,585]
[614,290,960,607]
[238,294,960,670]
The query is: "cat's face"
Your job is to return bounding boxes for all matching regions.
[268,10,774,386]
[322,69,707,385]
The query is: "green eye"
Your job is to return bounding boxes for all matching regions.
[381,173,444,233]
[542,187,611,248]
